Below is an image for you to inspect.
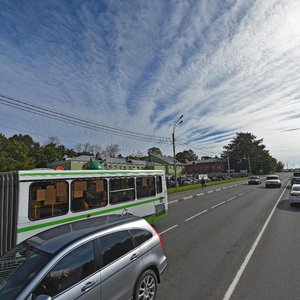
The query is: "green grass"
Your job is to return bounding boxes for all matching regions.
[167,177,247,194]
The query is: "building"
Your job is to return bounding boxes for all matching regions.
[49,155,165,171]
[185,158,226,174]
[148,154,185,175]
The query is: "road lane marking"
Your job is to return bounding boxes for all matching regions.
[168,200,178,205]
[168,182,255,205]
[196,192,205,196]
[223,187,228,189]
[223,181,289,300]
[159,224,178,235]
[185,210,208,222]
[211,201,226,209]
[226,196,237,202]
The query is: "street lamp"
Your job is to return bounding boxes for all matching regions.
[172,115,183,188]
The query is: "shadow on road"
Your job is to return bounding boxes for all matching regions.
[277,199,300,212]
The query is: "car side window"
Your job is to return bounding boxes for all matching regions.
[130,229,152,246]
[32,241,96,299]
[100,231,134,267]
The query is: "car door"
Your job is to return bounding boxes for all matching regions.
[99,230,143,300]
[31,240,101,300]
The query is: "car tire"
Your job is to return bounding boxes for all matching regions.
[133,269,158,300]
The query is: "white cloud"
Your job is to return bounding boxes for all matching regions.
[0,0,300,166]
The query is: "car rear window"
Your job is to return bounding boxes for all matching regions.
[267,176,279,180]
[130,229,152,246]
[292,186,300,191]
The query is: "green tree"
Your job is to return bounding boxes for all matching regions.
[176,149,198,163]
[221,132,280,174]
[147,147,162,156]
[0,134,35,171]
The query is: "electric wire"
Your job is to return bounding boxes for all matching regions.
[0,94,171,144]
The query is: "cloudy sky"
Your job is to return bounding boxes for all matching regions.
[1,0,300,167]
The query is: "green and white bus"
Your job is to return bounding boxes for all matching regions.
[0,169,168,256]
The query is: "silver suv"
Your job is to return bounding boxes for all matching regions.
[0,214,167,300]
[265,175,281,188]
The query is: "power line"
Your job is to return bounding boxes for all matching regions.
[0,94,171,144]
[176,138,221,156]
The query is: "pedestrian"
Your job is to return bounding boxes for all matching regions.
[200,177,205,189]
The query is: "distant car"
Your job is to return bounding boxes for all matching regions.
[0,214,167,300]
[289,184,300,205]
[248,176,261,185]
[167,180,176,188]
[265,175,281,188]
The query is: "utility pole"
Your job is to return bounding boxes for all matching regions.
[172,115,183,188]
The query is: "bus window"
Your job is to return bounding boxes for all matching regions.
[156,176,163,194]
[29,181,69,221]
[109,178,135,204]
[136,176,155,199]
[71,179,108,212]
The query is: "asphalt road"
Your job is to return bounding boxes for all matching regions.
[155,173,297,300]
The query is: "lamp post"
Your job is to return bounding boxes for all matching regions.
[172,115,183,188]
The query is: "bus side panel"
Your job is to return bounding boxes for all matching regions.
[0,172,19,256]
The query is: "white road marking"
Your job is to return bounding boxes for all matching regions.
[207,190,213,193]
[215,188,221,191]
[226,196,237,202]
[223,181,289,300]
[183,195,193,200]
[159,224,178,235]
[211,201,226,209]
[168,200,178,205]
[185,210,208,222]
[238,192,245,197]
[223,187,228,189]
[196,192,205,196]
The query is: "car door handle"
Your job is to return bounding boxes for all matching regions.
[130,253,139,261]
[81,281,96,292]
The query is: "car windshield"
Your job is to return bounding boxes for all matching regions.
[292,186,300,192]
[267,176,279,180]
[0,241,53,299]
[249,176,259,179]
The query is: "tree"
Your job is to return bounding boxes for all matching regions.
[201,156,212,160]
[147,147,162,156]
[0,134,36,171]
[104,144,120,158]
[45,136,60,145]
[221,132,281,174]
[176,149,198,163]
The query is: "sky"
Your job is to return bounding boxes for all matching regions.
[1,0,300,168]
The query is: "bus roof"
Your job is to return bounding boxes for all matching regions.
[17,169,165,181]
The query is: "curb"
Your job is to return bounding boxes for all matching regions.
[168,182,247,205]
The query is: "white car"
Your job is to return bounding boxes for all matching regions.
[265,175,281,188]
[289,184,300,205]
[248,176,261,185]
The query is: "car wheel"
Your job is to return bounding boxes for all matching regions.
[133,269,158,300]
